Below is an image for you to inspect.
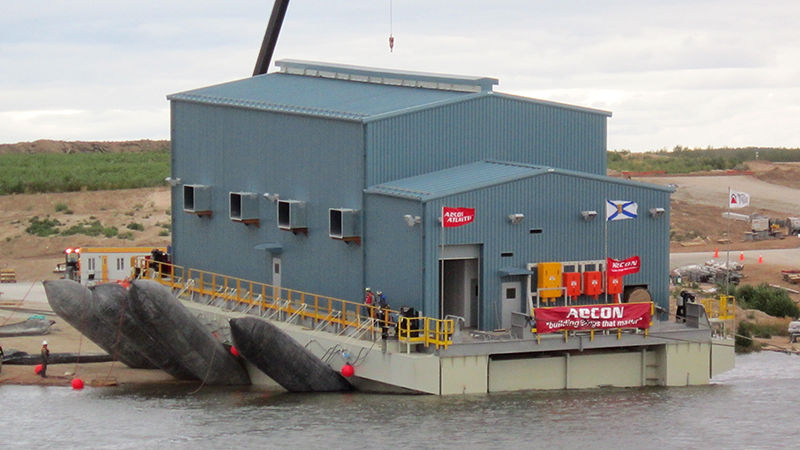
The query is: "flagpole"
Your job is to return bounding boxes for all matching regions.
[440,206,445,320]
[726,186,731,297]
[604,202,608,304]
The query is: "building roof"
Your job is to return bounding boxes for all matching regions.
[168,60,485,122]
[365,160,673,201]
[168,60,610,122]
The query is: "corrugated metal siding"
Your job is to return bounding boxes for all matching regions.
[170,101,367,302]
[365,95,608,186]
[363,195,426,311]
[169,73,469,121]
[412,173,670,330]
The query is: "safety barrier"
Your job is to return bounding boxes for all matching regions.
[133,258,453,349]
[701,295,736,321]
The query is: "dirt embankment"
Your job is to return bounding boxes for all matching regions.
[0,139,169,154]
[0,187,172,282]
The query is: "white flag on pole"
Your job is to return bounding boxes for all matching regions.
[606,200,638,221]
[729,190,750,209]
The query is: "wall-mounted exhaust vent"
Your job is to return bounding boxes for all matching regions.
[183,185,212,217]
[329,208,360,244]
[278,199,307,234]
[230,192,260,226]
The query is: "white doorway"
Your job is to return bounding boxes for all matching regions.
[501,281,522,330]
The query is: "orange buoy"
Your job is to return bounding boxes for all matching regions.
[34,364,42,375]
[72,378,84,390]
[230,346,239,357]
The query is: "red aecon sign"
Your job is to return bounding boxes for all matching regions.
[534,303,652,333]
[607,256,641,276]
[442,207,475,227]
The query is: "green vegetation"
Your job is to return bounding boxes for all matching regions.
[127,222,145,231]
[118,231,134,240]
[54,202,73,214]
[25,217,120,239]
[726,283,800,319]
[608,146,800,174]
[25,216,62,237]
[0,151,170,195]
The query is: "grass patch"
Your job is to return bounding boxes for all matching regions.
[118,231,134,240]
[0,151,170,195]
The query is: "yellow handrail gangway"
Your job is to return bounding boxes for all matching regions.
[133,257,453,349]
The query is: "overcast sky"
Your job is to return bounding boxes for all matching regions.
[2,0,798,151]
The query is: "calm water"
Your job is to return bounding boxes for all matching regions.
[2,352,799,450]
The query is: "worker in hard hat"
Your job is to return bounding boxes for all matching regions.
[364,287,376,319]
[40,341,50,378]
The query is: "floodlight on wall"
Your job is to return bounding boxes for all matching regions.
[403,214,421,227]
[508,213,525,225]
[264,193,280,202]
[165,177,182,186]
[649,207,666,218]
[581,210,598,221]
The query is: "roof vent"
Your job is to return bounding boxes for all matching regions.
[275,59,498,93]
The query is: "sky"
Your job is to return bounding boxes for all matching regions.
[1,0,799,151]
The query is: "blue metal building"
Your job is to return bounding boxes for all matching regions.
[167,59,672,331]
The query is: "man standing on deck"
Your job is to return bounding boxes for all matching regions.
[40,341,49,378]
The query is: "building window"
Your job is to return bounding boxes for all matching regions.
[87,258,96,271]
[116,258,125,271]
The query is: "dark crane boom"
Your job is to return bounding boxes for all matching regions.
[253,0,291,76]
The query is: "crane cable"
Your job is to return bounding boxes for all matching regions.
[388,0,394,52]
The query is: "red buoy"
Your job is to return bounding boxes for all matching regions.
[34,364,42,375]
[72,378,85,390]
[230,346,239,357]
[341,363,354,378]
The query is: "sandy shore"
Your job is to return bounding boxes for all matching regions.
[0,282,181,387]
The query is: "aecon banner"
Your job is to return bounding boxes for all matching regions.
[534,303,652,333]
[607,256,641,276]
[442,207,475,227]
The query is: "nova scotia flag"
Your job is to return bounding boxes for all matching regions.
[606,200,638,221]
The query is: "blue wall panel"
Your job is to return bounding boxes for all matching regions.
[170,101,367,303]
[365,95,608,186]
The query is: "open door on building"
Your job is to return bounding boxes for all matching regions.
[439,245,481,328]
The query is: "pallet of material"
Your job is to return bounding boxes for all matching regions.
[0,270,16,283]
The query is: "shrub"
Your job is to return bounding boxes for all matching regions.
[158,229,170,237]
[127,222,145,231]
[735,321,758,353]
[54,202,69,212]
[26,216,61,237]
[103,227,119,238]
[729,283,800,319]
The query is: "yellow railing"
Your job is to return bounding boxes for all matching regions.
[701,295,736,321]
[133,258,453,349]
